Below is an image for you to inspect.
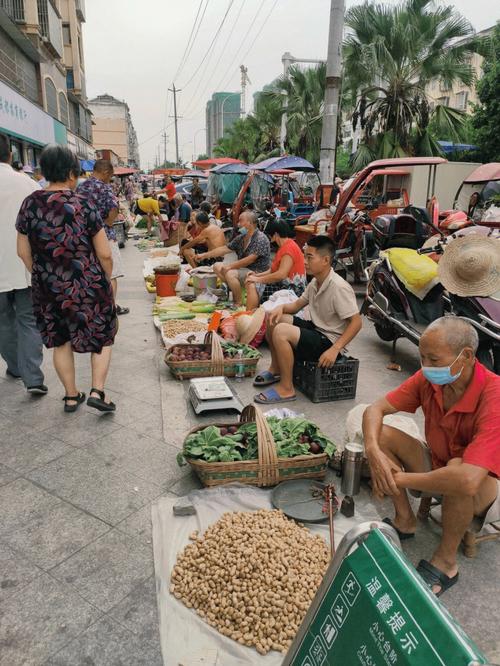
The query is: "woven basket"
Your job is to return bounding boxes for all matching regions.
[165,332,259,380]
[184,404,329,488]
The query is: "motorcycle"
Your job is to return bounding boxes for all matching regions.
[362,212,500,372]
[361,211,444,351]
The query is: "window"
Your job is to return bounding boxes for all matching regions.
[62,23,71,45]
[455,91,468,111]
[59,91,68,126]
[66,68,74,89]
[44,77,58,118]
[436,96,450,107]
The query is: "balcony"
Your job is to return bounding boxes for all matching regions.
[37,0,63,58]
[0,0,24,22]
[75,0,85,22]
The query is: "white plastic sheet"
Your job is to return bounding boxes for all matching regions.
[151,484,380,666]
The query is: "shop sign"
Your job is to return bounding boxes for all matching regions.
[287,529,487,666]
[0,80,66,146]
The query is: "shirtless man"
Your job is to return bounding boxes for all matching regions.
[181,211,226,268]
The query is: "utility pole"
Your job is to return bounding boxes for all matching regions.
[240,65,251,117]
[162,131,168,167]
[319,0,345,184]
[168,84,181,167]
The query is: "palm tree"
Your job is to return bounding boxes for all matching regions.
[271,64,326,166]
[343,0,481,169]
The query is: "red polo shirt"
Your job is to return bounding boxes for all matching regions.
[385,361,500,477]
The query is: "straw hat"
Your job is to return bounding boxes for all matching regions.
[438,235,500,297]
[236,307,266,345]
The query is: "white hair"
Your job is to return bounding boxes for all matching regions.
[424,317,479,354]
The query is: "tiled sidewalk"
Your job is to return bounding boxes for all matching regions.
[0,242,499,665]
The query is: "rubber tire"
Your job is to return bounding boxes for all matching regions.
[374,321,397,342]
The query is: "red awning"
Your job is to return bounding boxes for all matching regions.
[192,157,245,169]
[113,167,138,176]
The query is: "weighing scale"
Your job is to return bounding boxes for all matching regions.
[188,376,244,415]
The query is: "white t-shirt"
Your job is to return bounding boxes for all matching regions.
[0,162,40,292]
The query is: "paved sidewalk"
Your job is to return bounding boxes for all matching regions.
[0,242,498,665]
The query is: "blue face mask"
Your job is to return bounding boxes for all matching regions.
[238,227,248,236]
[421,349,465,385]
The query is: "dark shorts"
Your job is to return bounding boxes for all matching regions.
[292,318,333,361]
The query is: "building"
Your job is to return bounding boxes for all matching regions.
[88,93,140,168]
[425,26,494,114]
[0,0,93,165]
[205,91,241,157]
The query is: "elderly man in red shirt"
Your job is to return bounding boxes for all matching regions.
[363,317,500,596]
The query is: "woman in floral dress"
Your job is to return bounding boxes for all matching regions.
[16,145,117,413]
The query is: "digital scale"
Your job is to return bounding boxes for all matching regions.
[188,377,244,415]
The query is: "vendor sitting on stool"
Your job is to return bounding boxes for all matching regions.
[253,235,361,404]
[245,220,306,309]
[195,211,270,305]
[180,211,226,267]
[362,316,500,597]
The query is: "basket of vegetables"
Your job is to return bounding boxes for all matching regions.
[177,404,334,487]
[165,333,261,379]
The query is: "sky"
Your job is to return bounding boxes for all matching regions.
[83,0,499,170]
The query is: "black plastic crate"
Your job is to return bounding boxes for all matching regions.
[293,356,359,403]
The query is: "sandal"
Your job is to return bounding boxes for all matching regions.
[253,371,280,387]
[63,392,86,413]
[382,517,415,541]
[254,388,296,404]
[87,388,116,413]
[416,559,459,597]
[116,305,130,315]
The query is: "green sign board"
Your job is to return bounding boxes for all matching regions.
[288,529,487,666]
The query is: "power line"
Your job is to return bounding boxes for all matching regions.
[180,0,235,89]
[221,0,279,91]
[173,0,208,83]
[181,0,247,118]
[211,0,267,95]
[138,121,175,147]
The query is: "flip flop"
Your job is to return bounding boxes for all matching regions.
[253,371,280,387]
[254,388,296,404]
[382,517,415,541]
[416,559,459,597]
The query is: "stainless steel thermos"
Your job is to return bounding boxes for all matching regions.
[341,443,364,496]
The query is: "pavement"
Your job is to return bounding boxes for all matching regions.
[0,241,499,665]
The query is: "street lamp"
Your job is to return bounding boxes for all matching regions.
[220,93,240,137]
[193,128,206,162]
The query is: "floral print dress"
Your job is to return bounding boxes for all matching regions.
[16,189,117,353]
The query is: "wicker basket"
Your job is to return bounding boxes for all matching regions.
[183,404,329,488]
[164,332,260,380]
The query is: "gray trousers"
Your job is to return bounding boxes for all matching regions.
[0,288,44,387]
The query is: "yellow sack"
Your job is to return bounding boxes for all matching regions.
[381,248,439,300]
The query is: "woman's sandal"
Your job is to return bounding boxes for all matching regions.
[63,392,86,413]
[87,388,116,413]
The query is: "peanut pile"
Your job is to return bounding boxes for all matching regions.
[170,510,329,655]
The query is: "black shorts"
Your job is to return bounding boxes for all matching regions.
[292,317,333,361]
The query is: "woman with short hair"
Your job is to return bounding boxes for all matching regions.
[16,144,117,413]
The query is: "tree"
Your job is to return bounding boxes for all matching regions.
[343,0,481,169]
[471,23,500,162]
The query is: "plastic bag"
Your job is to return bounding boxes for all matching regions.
[382,248,439,300]
[175,268,190,293]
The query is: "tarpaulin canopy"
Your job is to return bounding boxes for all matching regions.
[251,155,316,172]
[210,162,250,175]
[183,170,209,179]
[437,141,478,154]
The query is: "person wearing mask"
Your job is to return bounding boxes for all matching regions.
[362,317,500,596]
[0,133,46,394]
[196,211,271,306]
[245,220,306,309]
[16,145,117,413]
[77,159,129,316]
[254,236,361,401]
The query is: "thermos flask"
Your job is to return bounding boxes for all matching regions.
[341,443,364,496]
